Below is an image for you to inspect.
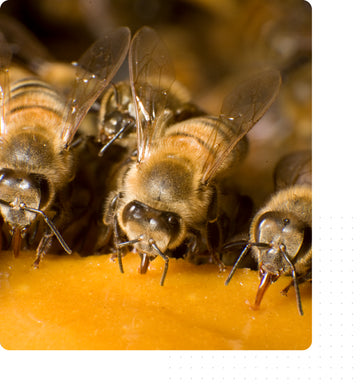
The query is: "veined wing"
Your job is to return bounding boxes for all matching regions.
[0,31,11,136]
[61,27,130,148]
[129,26,175,163]
[201,69,282,185]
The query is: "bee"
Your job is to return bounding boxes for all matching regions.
[97,58,204,157]
[0,22,130,265]
[225,150,312,315]
[103,26,281,285]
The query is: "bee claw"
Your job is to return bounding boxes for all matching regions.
[32,259,40,270]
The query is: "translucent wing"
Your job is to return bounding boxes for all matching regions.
[0,32,11,136]
[274,149,312,190]
[201,69,282,184]
[129,26,175,163]
[0,14,53,71]
[61,27,130,148]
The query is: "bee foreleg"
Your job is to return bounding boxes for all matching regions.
[205,187,225,271]
[206,220,225,270]
[26,218,40,248]
[280,270,312,296]
[113,218,127,273]
[33,233,54,268]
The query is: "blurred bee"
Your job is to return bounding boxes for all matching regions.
[0,20,130,266]
[225,150,312,315]
[97,61,204,157]
[103,26,281,285]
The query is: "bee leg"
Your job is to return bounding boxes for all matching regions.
[26,218,40,248]
[281,271,312,296]
[281,279,295,296]
[33,233,54,269]
[116,248,127,273]
[206,187,225,271]
[113,219,127,273]
[149,240,170,286]
[206,220,225,271]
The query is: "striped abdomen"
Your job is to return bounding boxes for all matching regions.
[6,78,65,135]
[157,116,248,178]
[0,78,72,182]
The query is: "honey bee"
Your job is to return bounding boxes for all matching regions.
[97,58,204,156]
[225,150,312,315]
[0,22,130,265]
[103,26,281,285]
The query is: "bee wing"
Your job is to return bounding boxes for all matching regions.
[0,32,11,136]
[274,150,312,190]
[201,69,282,184]
[61,27,130,148]
[0,14,54,71]
[129,26,175,163]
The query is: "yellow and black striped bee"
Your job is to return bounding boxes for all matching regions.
[0,19,130,265]
[103,26,281,285]
[225,150,312,315]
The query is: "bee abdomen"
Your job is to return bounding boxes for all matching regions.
[162,116,247,168]
[8,78,65,128]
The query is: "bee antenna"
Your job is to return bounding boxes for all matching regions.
[116,236,143,248]
[280,244,304,316]
[149,239,169,286]
[98,121,135,157]
[19,204,72,255]
[223,240,270,251]
[225,242,252,285]
[223,240,249,250]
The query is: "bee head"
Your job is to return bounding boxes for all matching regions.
[121,200,183,255]
[0,168,50,231]
[254,211,310,275]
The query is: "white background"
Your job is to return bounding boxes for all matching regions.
[2,0,359,386]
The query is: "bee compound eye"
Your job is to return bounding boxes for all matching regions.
[128,203,142,220]
[165,213,181,239]
[167,214,178,226]
[122,200,146,224]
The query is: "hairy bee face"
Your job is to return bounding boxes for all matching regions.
[255,213,306,275]
[98,83,137,147]
[116,155,202,256]
[0,168,46,231]
[121,200,182,254]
